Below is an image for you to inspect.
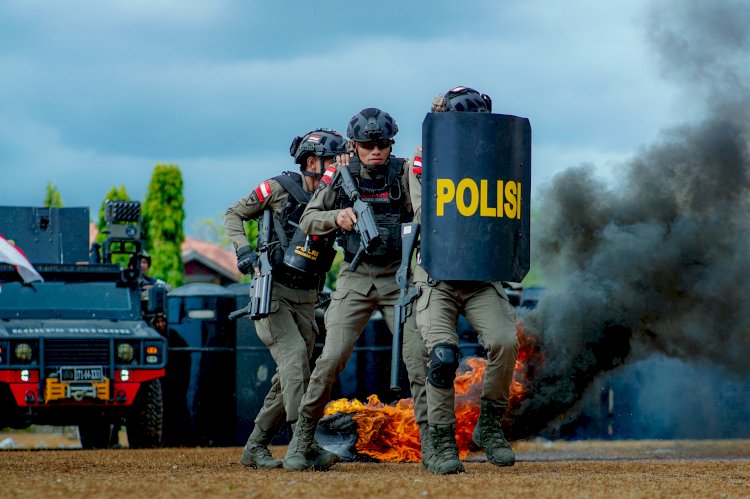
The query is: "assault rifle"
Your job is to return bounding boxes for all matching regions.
[390,222,420,391]
[337,166,381,271]
[229,209,274,321]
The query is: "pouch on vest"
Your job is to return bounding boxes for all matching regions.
[283,228,336,276]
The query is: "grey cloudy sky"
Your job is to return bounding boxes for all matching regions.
[0,0,687,236]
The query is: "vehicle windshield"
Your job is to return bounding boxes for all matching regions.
[0,281,138,320]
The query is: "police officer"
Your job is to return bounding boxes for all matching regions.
[410,87,519,475]
[283,108,430,471]
[224,128,346,470]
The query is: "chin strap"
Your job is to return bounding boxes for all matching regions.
[300,157,325,179]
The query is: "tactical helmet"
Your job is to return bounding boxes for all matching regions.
[140,250,151,264]
[290,128,347,165]
[346,108,398,142]
[432,86,492,113]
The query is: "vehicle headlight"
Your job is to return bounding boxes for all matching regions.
[15,343,33,362]
[117,343,134,362]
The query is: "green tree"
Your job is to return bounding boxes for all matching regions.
[44,182,64,207]
[191,216,258,251]
[325,248,344,290]
[142,164,185,287]
[244,219,258,250]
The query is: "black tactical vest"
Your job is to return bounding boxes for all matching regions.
[336,156,412,266]
[260,171,335,289]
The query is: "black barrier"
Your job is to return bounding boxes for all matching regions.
[421,112,531,281]
[162,283,237,446]
[0,206,90,264]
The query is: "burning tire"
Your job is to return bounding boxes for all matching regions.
[127,379,163,448]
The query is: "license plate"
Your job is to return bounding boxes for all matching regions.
[59,366,104,382]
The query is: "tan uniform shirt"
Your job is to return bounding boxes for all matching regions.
[224,176,311,250]
[299,160,413,296]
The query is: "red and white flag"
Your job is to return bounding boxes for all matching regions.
[0,234,44,283]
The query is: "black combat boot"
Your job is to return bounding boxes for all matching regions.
[419,423,433,470]
[472,399,515,467]
[283,417,317,471]
[240,425,282,468]
[309,439,340,471]
[426,423,464,475]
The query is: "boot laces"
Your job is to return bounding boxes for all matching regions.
[292,419,316,452]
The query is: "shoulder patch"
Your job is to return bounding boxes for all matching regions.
[254,180,272,202]
[245,191,259,205]
[412,156,422,175]
[320,165,337,187]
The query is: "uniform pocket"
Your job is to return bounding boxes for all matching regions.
[254,298,283,347]
[416,286,432,313]
[325,287,350,327]
[489,282,510,302]
[414,286,432,335]
[331,288,350,300]
[489,282,516,323]
[269,298,281,313]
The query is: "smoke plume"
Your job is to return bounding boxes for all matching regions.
[511,0,750,437]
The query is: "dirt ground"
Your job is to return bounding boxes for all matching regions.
[1,433,749,498]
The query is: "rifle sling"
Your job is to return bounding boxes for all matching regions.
[270,172,311,250]
[273,172,311,205]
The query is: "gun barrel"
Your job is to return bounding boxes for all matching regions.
[258,274,273,318]
[390,308,403,391]
[228,305,251,321]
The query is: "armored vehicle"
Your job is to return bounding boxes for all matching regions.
[0,202,167,448]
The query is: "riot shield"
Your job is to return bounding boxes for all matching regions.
[420,112,531,281]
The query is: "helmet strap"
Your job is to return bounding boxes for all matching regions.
[300,158,324,179]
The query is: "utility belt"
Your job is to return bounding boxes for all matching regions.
[274,265,320,291]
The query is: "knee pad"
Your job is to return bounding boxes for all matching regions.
[428,343,459,389]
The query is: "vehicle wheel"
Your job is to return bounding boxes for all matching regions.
[78,423,115,449]
[127,378,163,448]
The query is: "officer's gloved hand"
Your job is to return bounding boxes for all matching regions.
[236,245,257,275]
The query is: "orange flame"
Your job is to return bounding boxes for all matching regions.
[323,326,539,463]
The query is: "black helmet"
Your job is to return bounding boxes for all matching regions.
[346,108,398,142]
[432,86,492,113]
[290,128,347,165]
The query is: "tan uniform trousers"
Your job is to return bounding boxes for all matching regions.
[297,272,429,425]
[252,282,318,431]
[413,265,519,426]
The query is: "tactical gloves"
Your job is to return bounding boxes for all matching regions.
[236,245,257,275]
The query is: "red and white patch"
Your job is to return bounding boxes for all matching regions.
[254,180,272,202]
[361,192,389,201]
[412,156,423,175]
[307,134,321,143]
[320,165,337,186]
[450,86,466,93]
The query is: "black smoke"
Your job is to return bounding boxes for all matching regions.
[509,0,750,438]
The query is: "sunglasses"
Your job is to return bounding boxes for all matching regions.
[357,139,392,150]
